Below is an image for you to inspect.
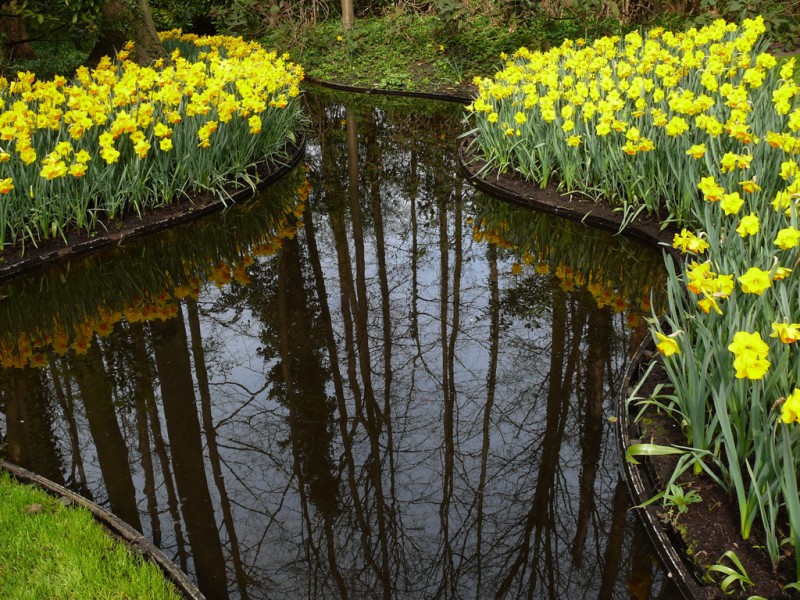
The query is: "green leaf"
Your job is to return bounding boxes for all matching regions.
[625,443,687,465]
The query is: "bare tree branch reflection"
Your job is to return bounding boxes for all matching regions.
[0,89,677,600]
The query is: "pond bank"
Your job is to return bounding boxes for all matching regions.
[0,464,203,599]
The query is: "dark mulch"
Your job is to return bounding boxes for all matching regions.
[457,136,681,252]
[631,358,798,599]
[0,137,304,285]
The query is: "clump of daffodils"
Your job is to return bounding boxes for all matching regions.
[0,31,304,250]
[467,16,798,224]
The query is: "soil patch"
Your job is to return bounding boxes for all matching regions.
[457,136,679,250]
[622,352,799,599]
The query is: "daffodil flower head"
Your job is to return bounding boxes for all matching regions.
[736,213,759,237]
[780,160,798,181]
[775,227,800,250]
[781,389,800,424]
[686,143,706,159]
[738,267,772,295]
[655,331,680,356]
[720,191,744,215]
[728,330,770,379]
[720,152,738,173]
[739,179,761,193]
[771,321,800,344]
[698,176,725,202]
[672,228,709,254]
[698,295,722,314]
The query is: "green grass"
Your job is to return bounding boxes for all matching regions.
[0,471,182,600]
[269,11,691,94]
[279,13,558,92]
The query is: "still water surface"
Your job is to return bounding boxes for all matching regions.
[1,88,676,599]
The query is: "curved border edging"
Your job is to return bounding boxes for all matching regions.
[457,136,680,250]
[1,460,206,600]
[0,133,306,286]
[616,341,711,600]
[304,77,473,104]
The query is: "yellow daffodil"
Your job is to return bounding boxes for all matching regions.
[686,144,706,159]
[728,330,770,380]
[774,266,792,280]
[68,163,87,177]
[779,160,798,181]
[771,322,800,344]
[720,191,744,215]
[775,227,800,250]
[665,116,689,137]
[739,179,761,193]
[655,331,680,356]
[40,160,67,180]
[100,145,120,164]
[153,122,172,138]
[781,389,800,424]
[673,228,709,254]
[736,213,759,237]
[698,176,725,202]
[720,152,738,173]
[738,267,771,294]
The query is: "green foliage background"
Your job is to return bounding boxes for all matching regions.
[1,0,797,83]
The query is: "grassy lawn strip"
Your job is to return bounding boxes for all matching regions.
[290,14,615,94]
[0,471,181,599]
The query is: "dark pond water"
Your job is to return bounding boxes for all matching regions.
[0,87,678,599]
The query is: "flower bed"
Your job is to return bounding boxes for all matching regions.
[0,31,304,251]
[465,16,800,596]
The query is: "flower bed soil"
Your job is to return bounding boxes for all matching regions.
[458,136,678,249]
[459,141,798,599]
[621,349,799,599]
[0,135,304,285]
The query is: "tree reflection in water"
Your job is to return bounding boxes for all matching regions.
[0,88,678,599]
